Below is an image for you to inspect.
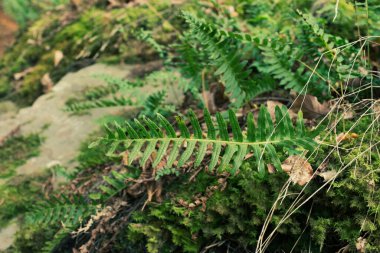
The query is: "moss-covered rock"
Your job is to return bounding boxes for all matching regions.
[0,0,192,106]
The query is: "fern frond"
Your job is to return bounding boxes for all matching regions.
[41,227,73,253]
[64,76,143,112]
[297,10,360,82]
[174,35,205,93]
[182,11,257,106]
[65,96,133,112]
[137,29,167,58]
[26,195,96,227]
[256,40,306,92]
[140,90,167,116]
[89,170,140,201]
[95,106,316,176]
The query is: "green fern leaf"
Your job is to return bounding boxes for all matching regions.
[98,106,316,176]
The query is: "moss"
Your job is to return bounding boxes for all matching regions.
[77,132,120,169]
[305,115,380,251]
[120,115,380,252]
[124,167,315,252]
[0,133,42,178]
[0,173,49,228]
[0,1,190,106]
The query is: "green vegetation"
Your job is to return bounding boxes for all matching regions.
[0,0,191,105]
[0,133,42,178]
[0,174,48,228]
[1,0,69,29]
[0,0,379,252]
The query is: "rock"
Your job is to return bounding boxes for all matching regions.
[0,63,183,177]
[0,219,18,251]
[0,101,18,121]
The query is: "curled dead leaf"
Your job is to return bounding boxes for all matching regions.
[14,67,35,80]
[267,100,298,121]
[41,73,54,93]
[291,94,330,119]
[356,237,367,253]
[336,132,359,143]
[267,164,276,174]
[318,170,338,182]
[373,100,380,117]
[227,6,239,17]
[54,50,64,67]
[122,152,128,166]
[281,155,313,186]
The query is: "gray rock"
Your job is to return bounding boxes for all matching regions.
[0,63,183,177]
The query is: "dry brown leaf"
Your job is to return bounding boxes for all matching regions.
[318,170,338,182]
[336,132,359,143]
[122,152,128,166]
[266,100,284,121]
[13,67,35,80]
[267,100,297,121]
[267,164,276,174]
[70,0,82,9]
[356,237,367,253]
[226,6,239,17]
[373,100,380,117]
[281,155,313,186]
[41,73,54,93]
[291,94,330,119]
[54,50,64,67]
[202,90,217,114]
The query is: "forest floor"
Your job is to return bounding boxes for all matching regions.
[0,62,183,251]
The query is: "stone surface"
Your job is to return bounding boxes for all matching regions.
[0,63,183,250]
[0,101,18,121]
[0,63,183,177]
[0,219,18,251]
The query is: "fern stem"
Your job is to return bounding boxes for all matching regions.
[110,137,303,147]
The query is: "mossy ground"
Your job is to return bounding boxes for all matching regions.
[0,133,42,179]
[4,114,378,252]
[1,0,379,252]
[0,0,193,106]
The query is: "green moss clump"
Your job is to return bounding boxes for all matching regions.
[121,115,380,252]
[125,168,315,253]
[0,133,42,178]
[0,174,48,228]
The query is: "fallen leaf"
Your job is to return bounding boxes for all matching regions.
[356,237,367,253]
[122,152,128,166]
[70,0,82,9]
[343,109,354,119]
[267,100,284,121]
[282,155,314,186]
[202,90,217,114]
[336,132,359,143]
[373,100,380,117]
[14,67,35,80]
[226,6,239,17]
[267,164,276,174]
[291,94,330,119]
[54,50,64,67]
[41,73,54,93]
[318,170,338,182]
